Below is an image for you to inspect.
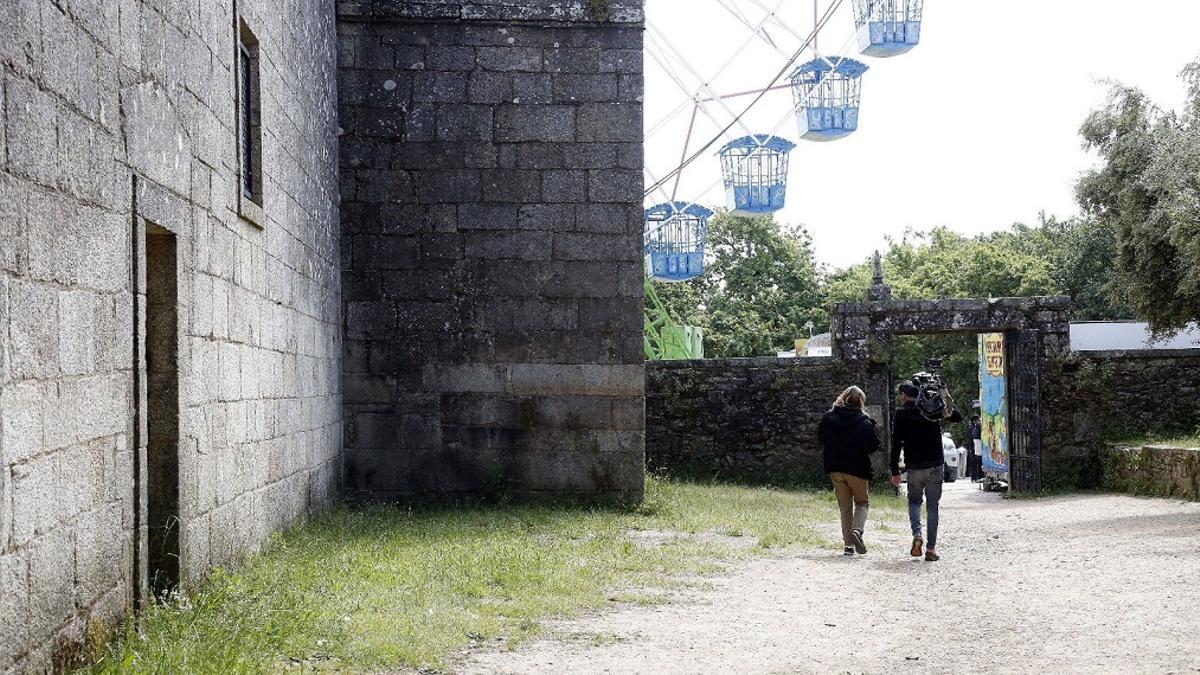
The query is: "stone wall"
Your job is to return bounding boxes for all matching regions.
[337,0,646,502]
[648,297,1078,489]
[1045,349,1200,488]
[0,0,342,669]
[646,357,876,485]
[1101,445,1200,500]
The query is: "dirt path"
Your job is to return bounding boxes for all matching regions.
[461,482,1200,674]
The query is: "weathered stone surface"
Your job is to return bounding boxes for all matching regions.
[339,1,645,502]
[647,358,851,484]
[4,0,344,663]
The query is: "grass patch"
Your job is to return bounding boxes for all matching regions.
[1111,432,1200,449]
[85,477,901,674]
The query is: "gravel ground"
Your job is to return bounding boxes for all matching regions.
[460,481,1200,674]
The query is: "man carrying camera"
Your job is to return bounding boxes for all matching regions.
[889,377,962,562]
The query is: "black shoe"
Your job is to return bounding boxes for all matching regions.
[843,546,855,556]
[851,529,867,554]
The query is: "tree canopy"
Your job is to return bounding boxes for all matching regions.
[1077,61,1200,334]
[651,212,1131,359]
[650,212,825,358]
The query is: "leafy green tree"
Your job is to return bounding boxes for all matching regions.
[649,212,826,357]
[1077,61,1200,334]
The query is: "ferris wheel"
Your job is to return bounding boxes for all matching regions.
[642,0,925,286]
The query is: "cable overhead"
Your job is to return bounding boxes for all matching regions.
[643,0,848,198]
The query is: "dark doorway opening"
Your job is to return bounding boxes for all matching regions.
[144,222,179,598]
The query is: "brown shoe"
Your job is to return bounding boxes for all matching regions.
[910,537,923,557]
[925,549,940,562]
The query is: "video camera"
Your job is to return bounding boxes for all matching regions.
[910,357,953,421]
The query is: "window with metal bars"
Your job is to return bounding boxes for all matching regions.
[238,21,262,208]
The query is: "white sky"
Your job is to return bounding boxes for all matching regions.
[643,0,1200,269]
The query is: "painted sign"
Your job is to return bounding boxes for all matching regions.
[978,333,1009,475]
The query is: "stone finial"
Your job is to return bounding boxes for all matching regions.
[867,250,891,301]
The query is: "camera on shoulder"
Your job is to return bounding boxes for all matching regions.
[911,357,952,421]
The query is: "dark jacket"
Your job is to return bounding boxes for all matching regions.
[890,403,963,475]
[818,405,880,480]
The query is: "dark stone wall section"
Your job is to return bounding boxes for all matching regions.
[1045,349,1200,488]
[337,0,646,502]
[646,357,873,485]
[648,300,1200,492]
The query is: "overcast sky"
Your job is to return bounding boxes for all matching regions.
[643,0,1200,269]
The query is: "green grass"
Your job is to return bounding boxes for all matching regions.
[85,477,901,674]
[1111,431,1200,449]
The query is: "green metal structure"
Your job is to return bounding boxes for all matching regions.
[643,278,703,360]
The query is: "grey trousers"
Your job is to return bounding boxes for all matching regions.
[906,466,943,548]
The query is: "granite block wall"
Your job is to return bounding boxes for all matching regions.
[337,0,646,503]
[1045,349,1200,488]
[646,357,874,485]
[0,0,342,668]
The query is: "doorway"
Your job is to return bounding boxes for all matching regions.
[142,222,179,598]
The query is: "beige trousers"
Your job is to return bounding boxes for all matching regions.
[830,472,870,546]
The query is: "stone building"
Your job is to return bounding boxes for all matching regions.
[0,0,646,669]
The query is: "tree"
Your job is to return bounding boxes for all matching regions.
[825,220,1130,320]
[1077,61,1200,334]
[649,212,826,358]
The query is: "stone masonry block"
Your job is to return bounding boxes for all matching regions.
[26,526,74,638]
[482,169,540,202]
[574,203,634,233]
[518,204,572,230]
[436,105,493,142]
[74,503,122,606]
[58,290,98,376]
[507,364,644,397]
[0,174,28,275]
[8,279,58,380]
[458,203,518,230]
[27,196,129,292]
[422,363,506,393]
[541,170,586,202]
[512,73,552,104]
[553,73,618,103]
[0,552,28,668]
[4,78,58,187]
[554,232,639,262]
[587,168,642,203]
[464,231,551,260]
[577,103,641,142]
[414,170,482,202]
[411,71,467,103]
[495,105,574,142]
[477,46,542,72]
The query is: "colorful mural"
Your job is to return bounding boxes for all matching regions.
[978,332,1009,475]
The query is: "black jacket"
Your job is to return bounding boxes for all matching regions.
[818,405,880,480]
[890,403,962,475]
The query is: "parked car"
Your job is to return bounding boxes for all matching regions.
[942,432,959,482]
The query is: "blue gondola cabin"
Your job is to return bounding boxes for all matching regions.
[643,201,712,282]
[790,56,869,142]
[718,135,797,216]
[853,0,922,57]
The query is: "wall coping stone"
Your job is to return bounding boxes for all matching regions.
[647,356,836,369]
[337,0,645,23]
[1076,349,1200,360]
[832,295,1072,315]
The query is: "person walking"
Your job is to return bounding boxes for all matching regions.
[890,382,962,561]
[967,414,984,481]
[818,386,880,556]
